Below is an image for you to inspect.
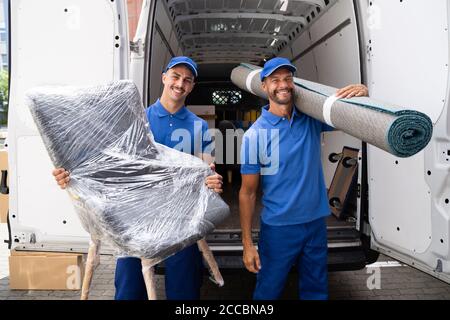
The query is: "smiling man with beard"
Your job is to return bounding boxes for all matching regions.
[53,56,223,300]
[239,57,368,300]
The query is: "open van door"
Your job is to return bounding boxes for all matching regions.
[7,0,129,253]
[356,0,450,283]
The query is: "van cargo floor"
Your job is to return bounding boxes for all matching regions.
[215,182,356,231]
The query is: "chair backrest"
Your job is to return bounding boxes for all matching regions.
[27,80,230,262]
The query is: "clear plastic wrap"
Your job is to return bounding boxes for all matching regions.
[26,80,230,264]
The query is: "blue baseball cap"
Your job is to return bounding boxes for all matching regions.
[164,56,198,78]
[260,57,297,81]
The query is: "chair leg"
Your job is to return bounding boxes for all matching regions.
[197,239,224,287]
[80,239,101,300]
[141,258,157,300]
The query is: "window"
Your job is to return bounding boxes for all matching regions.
[212,90,242,105]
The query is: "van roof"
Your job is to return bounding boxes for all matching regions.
[163,0,335,78]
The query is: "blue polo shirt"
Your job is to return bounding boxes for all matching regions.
[240,105,334,226]
[146,99,212,154]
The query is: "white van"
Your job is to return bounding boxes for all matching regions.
[5,0,450,284]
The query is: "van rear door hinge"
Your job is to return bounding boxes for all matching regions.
[130,39,144,56]
[435,259,443,273]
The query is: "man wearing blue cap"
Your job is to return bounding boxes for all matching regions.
[239,57,368,300]
[53,56,223,300]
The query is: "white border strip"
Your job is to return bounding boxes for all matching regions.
[323,95,339,128]
[246,69,261,95]
[367,261,404,268]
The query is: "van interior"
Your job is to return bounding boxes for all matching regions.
[146,0,371,269]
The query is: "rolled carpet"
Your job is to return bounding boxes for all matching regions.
[231,63,433,158]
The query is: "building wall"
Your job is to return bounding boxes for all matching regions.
[127,0,143,41]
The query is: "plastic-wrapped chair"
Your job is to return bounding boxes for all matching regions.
[26,80,230,299]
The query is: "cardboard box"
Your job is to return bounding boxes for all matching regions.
[9,250,85,290]
[0,150,8,223]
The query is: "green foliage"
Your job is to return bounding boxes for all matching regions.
[0,69,8,125]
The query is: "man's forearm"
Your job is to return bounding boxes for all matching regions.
[239,191,257,247]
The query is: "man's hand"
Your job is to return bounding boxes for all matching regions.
[205,163,223,194]
[52,168,70,189]
[336,84,369,99]
[243,244,261,274]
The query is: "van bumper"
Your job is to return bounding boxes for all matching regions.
[154,245,369,275]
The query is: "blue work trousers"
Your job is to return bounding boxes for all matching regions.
[254,217,328,300]
[114,244,203,300]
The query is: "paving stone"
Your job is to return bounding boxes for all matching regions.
[416,294,446,300]
[373,289,402,296]
[369,296,394,300]
[399,288,425,295]
[422,287,449,295]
